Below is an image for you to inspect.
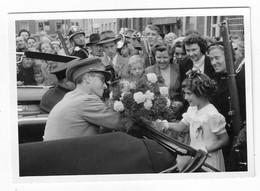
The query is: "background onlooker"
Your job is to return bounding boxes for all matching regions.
[27,37,38,51]
[179,34,215,83]
[16,36,27,52]
[17,57,36,86]
[127,55,145,81]
[172,40,186,65]
[164,32,177,48]
[34,68,46,86]
[18,29,30,41]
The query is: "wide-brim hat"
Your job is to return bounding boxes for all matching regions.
[66,57,112,83]
[98,30,121,45]
[86,33,101,46]
[125,29,135,39]
[50,57,81,80]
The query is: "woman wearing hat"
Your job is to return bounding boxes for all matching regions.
[43,57,128,141]
[68,26,89,59]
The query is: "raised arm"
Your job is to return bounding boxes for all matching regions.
[168,121,189,132]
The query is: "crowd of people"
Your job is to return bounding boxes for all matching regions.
[16,23,246,172]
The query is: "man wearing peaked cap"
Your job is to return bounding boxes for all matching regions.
[39,58,79,114]
[43,57,128,141]
[86,33,103,58]
[99,30,130,80]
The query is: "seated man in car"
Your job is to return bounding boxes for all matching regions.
[43,57,130,141]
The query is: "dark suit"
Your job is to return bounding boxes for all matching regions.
[179,55,215,83]
[102,54,130,79]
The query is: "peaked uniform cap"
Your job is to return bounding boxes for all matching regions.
[66,57,111,83]
[98,31,121,45]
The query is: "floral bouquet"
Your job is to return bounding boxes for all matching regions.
[109,73,183,135]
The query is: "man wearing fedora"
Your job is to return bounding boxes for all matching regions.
[39,58,79,114]
[86,33,103,58]
[68,26,89,59]
[98,30,130,80]
[43,57,128,141]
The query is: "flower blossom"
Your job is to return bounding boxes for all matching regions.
[121,80,131,92]
[109,91,113,99]
[146,73,158,83]
[133,92,146,104]
[144,99,153,110]
[166,97,171,107]
[159,86,169,97]
[145,90,155,100]
[113,101,125,112]
[129,82,136,90]
[120,92,125,100]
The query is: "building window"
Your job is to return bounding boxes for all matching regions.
[113,22,116,32]
[36,21,50,32]
[109,23,111,30]
[20,21,29,31]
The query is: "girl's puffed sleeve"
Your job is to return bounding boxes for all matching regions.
[209,113,227,135]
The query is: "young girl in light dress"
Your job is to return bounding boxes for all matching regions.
[163,69,229,171]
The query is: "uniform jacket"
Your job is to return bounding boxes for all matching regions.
[43,89,123,141]
[71,46,89,59]
[179,55,215,83]
[101,54,130,79]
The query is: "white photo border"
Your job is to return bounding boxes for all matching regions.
[8,7,254,184]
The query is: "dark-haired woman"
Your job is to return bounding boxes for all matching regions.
[145,44,180,95]
[179,34,215,83]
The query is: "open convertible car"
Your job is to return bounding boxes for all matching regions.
[17,51,218,176]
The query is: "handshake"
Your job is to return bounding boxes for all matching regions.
[153,119,170,132]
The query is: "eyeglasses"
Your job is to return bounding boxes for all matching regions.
[89,73,106,84]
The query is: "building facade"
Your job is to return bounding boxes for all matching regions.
[15,15,244,41]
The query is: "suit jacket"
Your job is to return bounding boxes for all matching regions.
[179,55,215,83]
[102,54,130,79]
[145,63,181,93]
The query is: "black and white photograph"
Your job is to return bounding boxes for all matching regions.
[1,1,259,191]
